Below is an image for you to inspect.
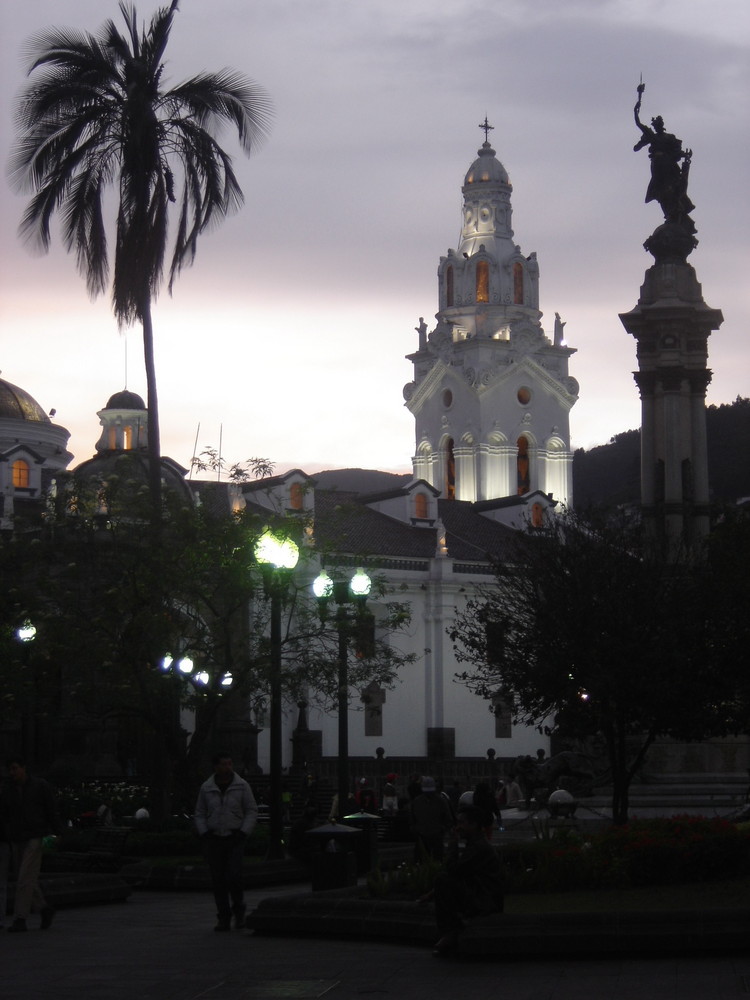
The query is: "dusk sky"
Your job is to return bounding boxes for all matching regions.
[1,1,747,478]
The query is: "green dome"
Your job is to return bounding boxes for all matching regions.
[0,378,51,423]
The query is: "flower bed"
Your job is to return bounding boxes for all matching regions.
[500,816,750,893]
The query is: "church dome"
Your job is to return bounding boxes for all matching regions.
[0,378,51,423]
[73,450,191,502]
[105,389,146,410]
[464,142,511,187]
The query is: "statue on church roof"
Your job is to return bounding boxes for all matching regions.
[633,80,696,235]
[553,312,566,347]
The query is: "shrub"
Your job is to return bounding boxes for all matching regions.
[499,816,750,893]
[367,857,443,899]
[589,816,749,887]
[54,818,270,859]
[56,781,151,826]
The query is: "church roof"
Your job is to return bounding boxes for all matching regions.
[313,489,517,566]
[0,378,51,423]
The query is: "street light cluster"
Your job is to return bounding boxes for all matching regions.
[312,565,373,824]
[159,654,233,689]
[255,525,375,854]
[312,567,372,604]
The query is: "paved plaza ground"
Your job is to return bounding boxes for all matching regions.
[3,885,750,1000]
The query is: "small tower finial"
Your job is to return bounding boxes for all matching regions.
[478,116,494,143]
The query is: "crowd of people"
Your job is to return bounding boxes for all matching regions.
[1,754,524,953]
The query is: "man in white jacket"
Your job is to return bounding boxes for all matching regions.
[194,753,258,931]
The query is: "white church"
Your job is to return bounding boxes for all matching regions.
[1,133,579,780]
[224,131,578,775]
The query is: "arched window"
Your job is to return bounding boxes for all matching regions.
[531,502,544,528]
[446,266,454,307]
[445,438,456,500]
[108,427,118,450]
[516,436,530,496]
[12,459,30,488]
[414,493,428,519]
[513,262,524,304]
[289,482,304,510]
[476,260,489,303]
[123,425,133,450]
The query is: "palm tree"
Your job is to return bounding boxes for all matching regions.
[10,1,273,519]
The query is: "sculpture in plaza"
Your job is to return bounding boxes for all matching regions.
[633,80,696,235]
[511,751,595,809]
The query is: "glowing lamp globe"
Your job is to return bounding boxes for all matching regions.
[312,571,334,599]
[17,621,37,643]
[350,568,372,598]
[255,531,299,570]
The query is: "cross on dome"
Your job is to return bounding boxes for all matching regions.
[478,116,494,143]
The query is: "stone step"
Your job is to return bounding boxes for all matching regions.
[247,889,750,957]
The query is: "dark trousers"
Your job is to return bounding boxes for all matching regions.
[204,834,245,919]
[433,872,499,933]
[414,834,444,863]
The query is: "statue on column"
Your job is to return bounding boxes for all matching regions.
[633,80,696,236]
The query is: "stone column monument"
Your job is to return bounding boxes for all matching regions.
[619,82,723,557]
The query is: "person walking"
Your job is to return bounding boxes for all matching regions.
[194,753,258,932]
[408,776,453,861]
[424,804,505,956]
[4,756,61,932]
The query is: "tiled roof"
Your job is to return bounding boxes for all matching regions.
[314,490,517,566]
[180,475,522,569]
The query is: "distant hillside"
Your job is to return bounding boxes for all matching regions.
[574,397,750,507]
[312,468,411,494]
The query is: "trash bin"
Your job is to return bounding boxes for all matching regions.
[306,822,360,891]
[342,810,380,874]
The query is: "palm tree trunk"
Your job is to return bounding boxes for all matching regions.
[141,301,162,525]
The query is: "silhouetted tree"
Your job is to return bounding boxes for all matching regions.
[450,510,727,824]
[1,467,415,813]
[10,1,273,518]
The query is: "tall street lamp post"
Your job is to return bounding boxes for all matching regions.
[255,530,299,860]
[312,568,372,820]
[16,621,37,763]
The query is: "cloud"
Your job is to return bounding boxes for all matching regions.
[1,0,747,474]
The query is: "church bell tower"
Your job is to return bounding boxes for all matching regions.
[403,121,579,506]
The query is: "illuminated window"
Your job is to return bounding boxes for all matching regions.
[446,266,454,307]
[516,436,530,496]
[476,261,489,303]
[108,427,117,450]
[289,482,304,510]
[414,493,428,519]
[12,460,30,488]
[123,425,133,450]
[445,438,456,500]
[513,262,524,304]
[517,386,531,405]
[531,502,544,528]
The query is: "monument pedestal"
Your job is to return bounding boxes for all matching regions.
[619,223,723,557]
